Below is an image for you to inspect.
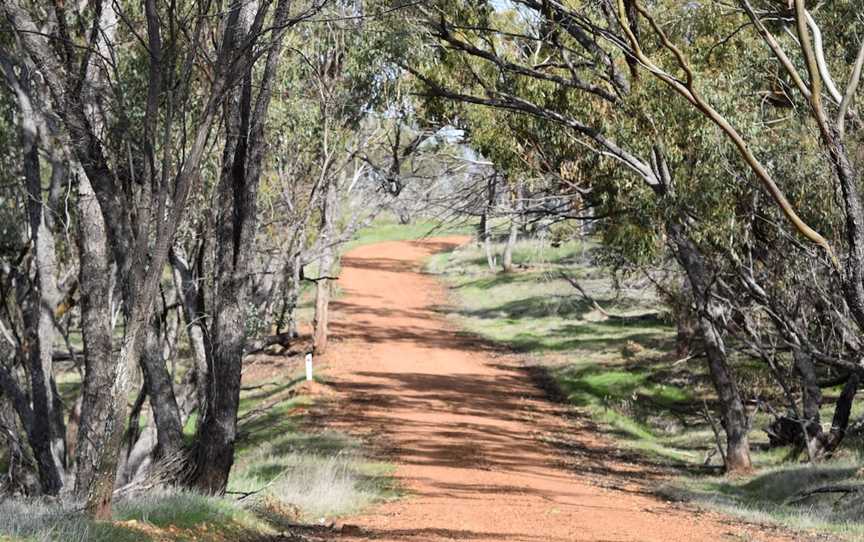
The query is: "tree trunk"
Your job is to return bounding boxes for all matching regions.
[502,219,518,273]
[186,0,291,491]
[793,349,822,446]
[0,395,41,495]
[501,180,521,273]
[187,80,249,492]
[140,320,184,458]
[4,0,265,515]
[74,176,128,520]
[820,374,859,453]
[313,277,333,354]
[674,285,697,359]
[669,222,752,473]
[279,252,303,337]
[313,180,338,355]
[482,175,498,272]
[171,251,208,415]
[20,101,66,495]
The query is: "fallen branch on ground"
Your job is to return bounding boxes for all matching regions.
[559,271,659,321]
[789,484,864,504]
[302,275,339,283]
[244,332,294,355]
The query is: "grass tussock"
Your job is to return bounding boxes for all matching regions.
[0,490,263,542]
[231,429,397,523]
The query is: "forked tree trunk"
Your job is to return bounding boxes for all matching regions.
[820,374,859,453]
[187,0,291,492]
[171,250,208,414]
[187,74,251,491]
[5,0,260,513]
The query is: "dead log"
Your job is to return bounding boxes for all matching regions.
[244,332,294,355]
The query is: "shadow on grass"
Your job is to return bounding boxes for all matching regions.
[508,329,667,354]
[661,463,864,535]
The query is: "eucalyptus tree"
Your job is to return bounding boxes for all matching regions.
[1,0,318,516]
[185,0,317,494]
[612,0,864,455]
[263,7,415,354]
[0,49,73,496]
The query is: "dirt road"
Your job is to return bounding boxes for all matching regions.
[318,237,794,542]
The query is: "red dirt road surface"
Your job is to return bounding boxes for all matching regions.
[317,237,801,542]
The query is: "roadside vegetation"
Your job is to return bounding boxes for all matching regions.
[0,355,396,542]
[427,237,864,538]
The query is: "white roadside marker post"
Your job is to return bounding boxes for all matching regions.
[305,352,313,382]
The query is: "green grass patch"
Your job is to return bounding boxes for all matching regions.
[115,490,267,536]
[347,216,473,250]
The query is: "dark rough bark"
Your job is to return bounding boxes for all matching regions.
[0,396,40,495]
[669,222,752,473]
[0,55,68,494]
[276,252,303,337]
[20,101,66,496]
[793,349,822,442]
[767,374,859,458]
[814,122,864,335]
[822,374,860,452]
[4,0,250,515]
[141,320,184,458]
[73,176,126,519]
[187,0,292,492]
[188,58,252,493]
